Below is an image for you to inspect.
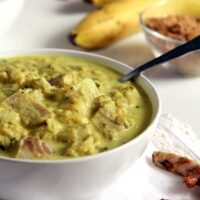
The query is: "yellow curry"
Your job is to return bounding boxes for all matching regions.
[0,55,152,159]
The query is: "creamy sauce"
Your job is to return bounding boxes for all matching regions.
[0,55,152,159]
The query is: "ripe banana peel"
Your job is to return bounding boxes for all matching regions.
[84,0,120,7]
[69,0,157,50]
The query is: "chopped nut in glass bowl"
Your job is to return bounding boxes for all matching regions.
[140,0,200,76]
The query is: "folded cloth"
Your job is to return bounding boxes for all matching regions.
[152,114,200,162]
[99,114,200,200]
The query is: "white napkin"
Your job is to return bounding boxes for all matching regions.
[98,114,200,200]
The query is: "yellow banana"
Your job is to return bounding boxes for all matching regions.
[84,0,122,7]
[69,0,157,50]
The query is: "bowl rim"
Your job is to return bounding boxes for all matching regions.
[0,0,10,3]
[139,0,186,45]
[0,48,161,164]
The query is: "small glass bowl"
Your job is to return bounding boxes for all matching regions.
[140,0,200,76]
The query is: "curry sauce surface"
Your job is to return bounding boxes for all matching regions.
[0,55,152,159]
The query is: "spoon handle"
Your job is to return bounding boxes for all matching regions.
[120,35,200,82]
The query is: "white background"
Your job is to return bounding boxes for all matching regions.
[1,0,200,134]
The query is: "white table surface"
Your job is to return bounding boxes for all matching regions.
[1,0,200,134]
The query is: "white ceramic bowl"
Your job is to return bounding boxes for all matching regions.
[0,49,161,200]
[0,0,24,37]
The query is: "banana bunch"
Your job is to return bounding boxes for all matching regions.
[69,0,157,50]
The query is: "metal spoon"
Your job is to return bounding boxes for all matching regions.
[119,35,200,82]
